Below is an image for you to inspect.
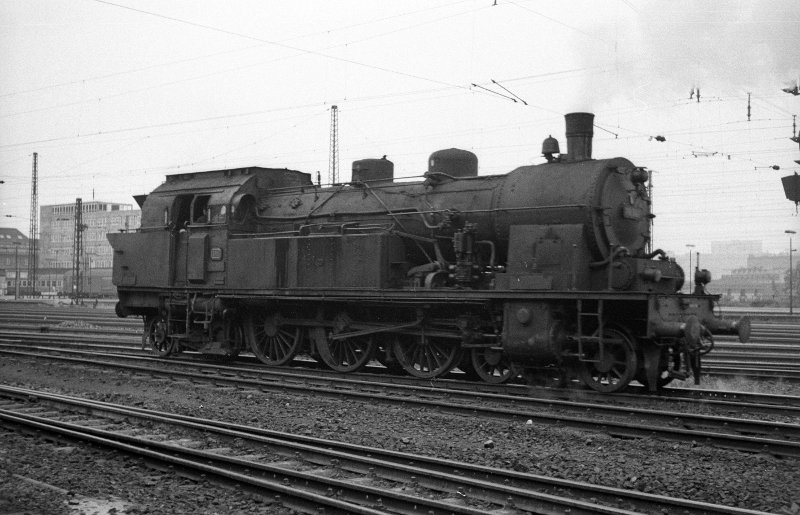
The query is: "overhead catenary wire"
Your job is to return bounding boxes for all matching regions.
[490,79,528,105]
[1,2,490,119]
[2,115,794,189]
[90,0,471,92]
[0,0,476,100]
[2,2,797,254]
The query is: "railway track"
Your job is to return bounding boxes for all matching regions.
[2,336,800,417]
[3,305,797,513]
[2,346,799,459]
[3,324,800,391]
[3,305,799,341]
[2,311,800,382]
[0,384,772,515]
[717,306,800,322]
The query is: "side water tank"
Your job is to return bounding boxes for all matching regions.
[427,148,478,178]
[352,157,394,184]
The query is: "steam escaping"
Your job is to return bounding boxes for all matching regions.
[575,0,800,106]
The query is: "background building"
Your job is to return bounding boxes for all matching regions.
[713,253,791,304]
[0,228,29,296]
[667,240,764,294]
[39,201,141,269]
[704,240,764,277]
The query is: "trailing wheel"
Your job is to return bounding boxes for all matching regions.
[470,346,518,384]
[246,312,302,366]
[392,334,461,379]
[313,327,375,373]
[578,328,638,393]
[143,314,173,357]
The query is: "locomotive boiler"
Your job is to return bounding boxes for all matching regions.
[108,112,750,393]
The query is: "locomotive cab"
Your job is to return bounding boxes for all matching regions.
[108,166,313,357]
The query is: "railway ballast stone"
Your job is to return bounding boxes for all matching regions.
[0,355,798,513]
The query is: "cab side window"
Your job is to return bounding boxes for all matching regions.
[191,195,211,224]
[211,205,227,224]
[172,195,192,228]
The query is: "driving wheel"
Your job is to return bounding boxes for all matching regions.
[246,312,303,366]
[470,346,518,384]
[313,327,375,373]
[578,328,638,393]
[392,334,461,379]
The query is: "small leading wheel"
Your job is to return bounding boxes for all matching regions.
[143,314,172,357]
[578,328,638,393]
[246,312,302,366]
[313,327,375,373]
[392,335,461,379]
[470,347,518,384]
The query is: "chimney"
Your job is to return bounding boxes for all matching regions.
[565,112,594,161]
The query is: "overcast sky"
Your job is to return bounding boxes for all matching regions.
[1,0,798,255]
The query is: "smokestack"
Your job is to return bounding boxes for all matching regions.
[565,112,594,161]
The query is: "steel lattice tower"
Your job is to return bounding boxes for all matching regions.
[72,198,84,302]
[27,152,38,294]
[328,105,339,185]
[647,169,653,254]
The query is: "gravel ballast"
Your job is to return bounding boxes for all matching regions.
[1,355,799,514]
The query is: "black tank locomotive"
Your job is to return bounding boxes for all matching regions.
[108,113,750,393]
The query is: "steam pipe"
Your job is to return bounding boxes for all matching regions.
[642,249,668,260]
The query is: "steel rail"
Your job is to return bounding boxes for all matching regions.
[0,411,387,515]
[699,366,800,381]
[603,385,800,411]
[706,356,800,365]
[0,391,637,515]
[3,348,800,458]
[3,321,800,381]
[13,324,800,348]
[2,340,800,415]
[0,386,771,515]
[2,315,796,342]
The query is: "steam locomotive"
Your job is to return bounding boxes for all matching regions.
[108,113,750,393]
